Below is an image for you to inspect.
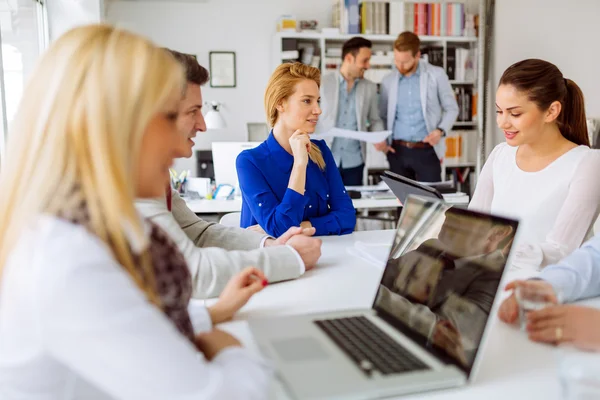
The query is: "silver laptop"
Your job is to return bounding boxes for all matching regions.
[249,195,519,400]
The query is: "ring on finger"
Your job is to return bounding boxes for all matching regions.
[555,326,563,341]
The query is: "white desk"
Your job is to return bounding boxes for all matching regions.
[186,198,243,214]
[197,230,596,400]
[185,196,468,215]
[185,197,402,215]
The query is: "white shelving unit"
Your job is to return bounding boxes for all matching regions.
[272,0,486,192]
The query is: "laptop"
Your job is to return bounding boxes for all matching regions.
[249,195,519,400]
[380,171,454,205]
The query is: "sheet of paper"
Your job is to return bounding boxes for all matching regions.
[319,128,392,144]
[346,241,391,269]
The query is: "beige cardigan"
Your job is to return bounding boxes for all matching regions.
[135,190,304,299]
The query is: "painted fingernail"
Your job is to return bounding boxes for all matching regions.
[262,279,269,287]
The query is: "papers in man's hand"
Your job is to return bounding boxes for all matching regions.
[346,241,391,269]
[319,128,392,144]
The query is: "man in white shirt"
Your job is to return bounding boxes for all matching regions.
[136,50,322,299]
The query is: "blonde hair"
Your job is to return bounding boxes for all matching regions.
[264,63,325,170]
[0,24,185,305]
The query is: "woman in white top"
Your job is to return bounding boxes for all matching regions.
[469,59,600,270]
[0,25,271,399]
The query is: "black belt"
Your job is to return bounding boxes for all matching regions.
[392,140,432,149]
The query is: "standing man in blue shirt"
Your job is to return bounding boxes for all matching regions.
[318,37,384,186]
[376,31,459,182]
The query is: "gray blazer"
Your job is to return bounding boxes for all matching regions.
[379,60,459,159]
[315,71,385,164]
[135,190,303,299]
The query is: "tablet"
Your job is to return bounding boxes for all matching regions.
[380,171,443,205]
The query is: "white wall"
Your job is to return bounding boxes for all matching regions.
[106,0,600,171]
[491,0,600,147]
[46,0,103,41]
[106,0,332,175]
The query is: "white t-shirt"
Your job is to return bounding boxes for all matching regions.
[469,143,600,270]
[0,215,272,400]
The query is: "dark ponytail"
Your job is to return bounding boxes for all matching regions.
[561,79,588,146]
[499,59,589,146]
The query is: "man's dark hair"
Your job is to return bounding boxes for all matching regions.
[341,37,372,61]
[165,49,209,86]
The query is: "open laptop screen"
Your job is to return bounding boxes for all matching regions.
[380,174,443,206]
[373,195,518,376]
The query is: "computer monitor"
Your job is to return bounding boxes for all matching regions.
[247,122,270,142]
[211,142,261,194]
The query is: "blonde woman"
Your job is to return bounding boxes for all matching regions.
[236,63,356,237]
[0,25,271,399]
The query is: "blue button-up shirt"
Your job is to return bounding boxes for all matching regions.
[540,233,600,303]
[236,132,356,237]
[393,64,429,141]
[331,76,362,169]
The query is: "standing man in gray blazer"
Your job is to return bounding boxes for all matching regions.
[376,31,459,182]
[318,37,384,186]
[136,50,322,299]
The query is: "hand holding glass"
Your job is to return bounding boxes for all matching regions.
[515,281,561,331]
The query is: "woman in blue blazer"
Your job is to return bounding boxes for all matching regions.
[236,63,356,237]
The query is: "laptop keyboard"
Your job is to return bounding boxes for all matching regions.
[314,316,429,377]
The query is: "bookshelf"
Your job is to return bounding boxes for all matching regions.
[272,0,486,194]
[276,32,478,43]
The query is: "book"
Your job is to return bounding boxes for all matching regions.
[388,1,405,36]
[347,0,360,34]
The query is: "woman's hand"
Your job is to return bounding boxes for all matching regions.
[498,280,558,324]
[526,305,600,351]
[289,130,311,166]
[208,267,267,324]
[195,329,242,360]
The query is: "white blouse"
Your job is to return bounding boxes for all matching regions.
[0,216,272,400]
[469,143,600,270]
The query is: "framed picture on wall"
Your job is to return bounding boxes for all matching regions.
[209,51,236,88]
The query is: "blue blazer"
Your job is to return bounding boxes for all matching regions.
[236,133,356,237]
